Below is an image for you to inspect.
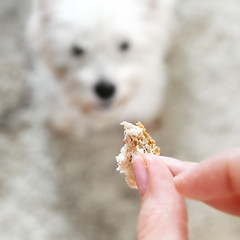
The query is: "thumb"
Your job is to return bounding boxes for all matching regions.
[133,154,188,240]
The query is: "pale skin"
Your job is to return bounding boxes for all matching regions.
[133,148,240,240]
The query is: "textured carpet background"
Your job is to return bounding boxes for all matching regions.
[0,0,240,239]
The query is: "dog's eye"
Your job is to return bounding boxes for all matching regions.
[71,45,85,57]
[119,41,130,52]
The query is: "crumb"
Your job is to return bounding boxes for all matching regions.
[116,121,160,188]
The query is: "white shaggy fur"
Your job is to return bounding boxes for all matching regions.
[27,0,175,136]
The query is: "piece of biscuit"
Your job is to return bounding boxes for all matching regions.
[116,121,160,188]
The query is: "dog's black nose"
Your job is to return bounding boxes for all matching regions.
[94,81,116,100]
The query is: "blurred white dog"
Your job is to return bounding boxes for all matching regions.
[27,0,175,137]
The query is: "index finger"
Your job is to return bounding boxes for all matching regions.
[174,149,240,201]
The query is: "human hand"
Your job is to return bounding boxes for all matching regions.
[168,148,240,216]
[133,154,188,240]
[133,149,240,240]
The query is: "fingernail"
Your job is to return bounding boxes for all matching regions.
[173,175,180,182]
[173,174,185,189]
[133,156,148,196]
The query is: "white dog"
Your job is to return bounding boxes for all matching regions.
[27,0,175,137]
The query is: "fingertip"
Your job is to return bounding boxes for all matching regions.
[173,174,185,194]
[141,153,166,170]
[163,157,198,177]
[133,154,166,196]
[132,155,142,165]
[133,155,148,196]
[134,154,187,198]
[141,154,178,199]
[133,154,148,166]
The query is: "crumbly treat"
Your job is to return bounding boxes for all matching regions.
[116,121,160,188]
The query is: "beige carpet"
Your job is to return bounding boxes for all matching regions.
[0,0,240,239]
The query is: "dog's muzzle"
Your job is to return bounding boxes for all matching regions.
[94,80,116,100]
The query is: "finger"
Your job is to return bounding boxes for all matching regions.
[205,195,240,216]
[174,149,240,201]
[161,157,198,177]
[133,154,188,240]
